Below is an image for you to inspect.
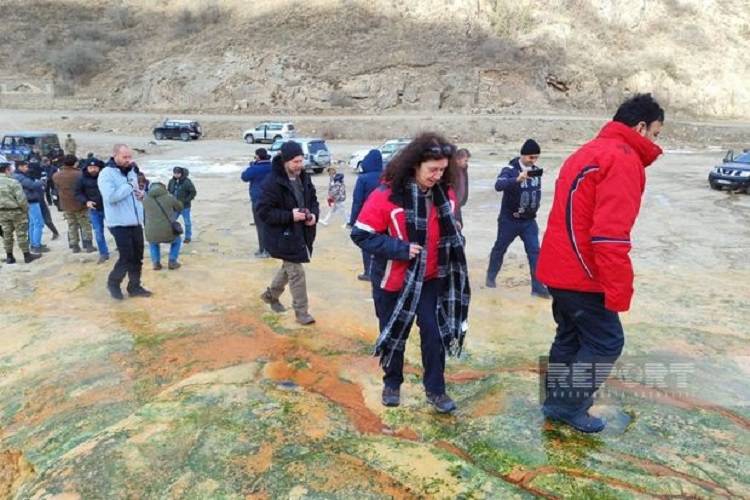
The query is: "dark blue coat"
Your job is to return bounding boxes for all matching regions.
[348,149,383,226]
[241,159,272,202]
[495,157,542,220]
[12,171,44,203]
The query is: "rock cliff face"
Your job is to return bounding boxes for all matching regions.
[2,0,748,118]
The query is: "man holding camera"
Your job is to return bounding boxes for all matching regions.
[256,141,319,325]
[485,139,549,298]
[98,144,151,300]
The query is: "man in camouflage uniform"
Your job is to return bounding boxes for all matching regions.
[0,162,41,264]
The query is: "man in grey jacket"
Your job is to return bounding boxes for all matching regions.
[97,144,151,300]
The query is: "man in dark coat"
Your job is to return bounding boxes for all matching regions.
[167,166,196,243]
[241,148,273,257]
[256,141,319,325]
[348,149,383,281]
[75,158,109,263]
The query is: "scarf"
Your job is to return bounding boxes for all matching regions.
[375,181,471,367]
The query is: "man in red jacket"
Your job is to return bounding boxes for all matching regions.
[537,94,664,432]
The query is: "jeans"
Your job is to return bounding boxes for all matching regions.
[486,216,546,294]
[178,208,192,240]
[543,288,625,417]
[27,202,44,247]
[89,209,109,257]
[373,279,446,395]
[149,237,182,264]
[108,225,144,290]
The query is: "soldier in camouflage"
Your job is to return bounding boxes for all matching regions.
[0,162,41,264]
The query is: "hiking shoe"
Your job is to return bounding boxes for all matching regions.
[485,277,497,288]
[71,244,81,254]
[6,253,16,264]
[183,238,191,244]
[153,262,163,271]
[295,312,316,325]
[531,290,551,299]
[108,284,124,301]
[31,245,50,253]
[260,289,286,312]
[357,273,370,282]
[83,242,96,253]
[168,261,181,270]
[51,232,60,240]
[23,252,41,263]
[128,286,153,298]
[97,255,109,264]
[426,392,457,413]
[542,406,606,433]
[382,386,400,407]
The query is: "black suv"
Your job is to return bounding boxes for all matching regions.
[708,150,750,192]
[153,119,202,141]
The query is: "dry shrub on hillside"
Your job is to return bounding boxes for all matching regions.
[47,41,106,83]
[77,25,131,47]
[107,5,137,29]
[174,2,228,35]
[489,0,534,39]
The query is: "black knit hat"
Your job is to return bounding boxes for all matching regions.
[520,139,541,156]
[280,141,304,162]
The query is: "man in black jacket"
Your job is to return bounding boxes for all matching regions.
[256,141,319,325]
[75,159,109,263]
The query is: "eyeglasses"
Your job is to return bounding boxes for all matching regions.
[422,143,456,160]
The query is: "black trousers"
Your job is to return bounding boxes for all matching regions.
[373,279,446,395]
[252,201,266,252]
[108,225,144,290]
[40,199,59,235]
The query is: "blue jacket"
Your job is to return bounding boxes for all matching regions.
[241,159,272,202]
[97,159,144,228]
[12,171,44,203]
[495,157,542,220]
[348,149,383,226]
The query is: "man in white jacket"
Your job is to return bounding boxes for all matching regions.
[97,144,151,300]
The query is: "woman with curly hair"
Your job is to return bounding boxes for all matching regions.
[351,132,471,413]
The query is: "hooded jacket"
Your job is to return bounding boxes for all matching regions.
[348,149,383,226]
[167,167,196,208]
[53,165,85,212]
[12,170,44,203]
[143,182,183,243]
[97,158,144,228]
[256,155,319,263]
[241,159,272,202]
[536,121,663,312]
[74,164,104,212]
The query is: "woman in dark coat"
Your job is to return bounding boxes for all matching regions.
[351,132,471,413]
[256,141,319,325]
[142,178,183,270]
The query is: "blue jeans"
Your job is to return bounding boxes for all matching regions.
[373,279,446,395]
[149,238,182,264]
[28,202,44,247]
[178,208,192,240]
[543,288,625,417]
[486,216,546,294]
[88,209,109,257]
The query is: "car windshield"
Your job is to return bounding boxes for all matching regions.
[307,141,328,154]
[732,152,750,163]
[381,141,407,154]
[270,140,283,152]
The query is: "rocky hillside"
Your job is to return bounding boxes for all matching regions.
[2,0,749,118]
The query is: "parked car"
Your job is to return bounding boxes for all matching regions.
[0,132,61,161]
[243,122,295,144]
[268,137,331,174]
[708,150,750,192]
[153,119,202,141]
[348,138,410,172]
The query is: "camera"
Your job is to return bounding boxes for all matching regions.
[527,168,543,178]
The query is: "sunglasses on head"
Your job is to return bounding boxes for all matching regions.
[422,143,456,159]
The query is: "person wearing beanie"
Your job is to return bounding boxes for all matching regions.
[53,154,95,253]
[256,141,319,325]
[241,147,273,257]
[347,149,383,281]
[485,138,549,298]
[167,166,196,243]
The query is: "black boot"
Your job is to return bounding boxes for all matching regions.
[107,283,124,300]
[6,253,15,264]
[71,243,81,254]
[23,252,41,263]
[82,240,96,253]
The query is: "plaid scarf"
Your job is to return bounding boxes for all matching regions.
[375,181,471,367]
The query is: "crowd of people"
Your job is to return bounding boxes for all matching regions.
[0,93,665,432]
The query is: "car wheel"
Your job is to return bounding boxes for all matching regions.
[155,131,165,140]
[709,182,722,191]
[273,135,282,142]
[180,132,190,141]
[313,167,324,174]
[245,134,254,144]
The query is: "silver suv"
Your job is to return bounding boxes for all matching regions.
[268,138,331,174]
[243,122,295,144]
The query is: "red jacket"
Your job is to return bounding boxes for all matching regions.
[352,185,456,292]
[536,121,662,312]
